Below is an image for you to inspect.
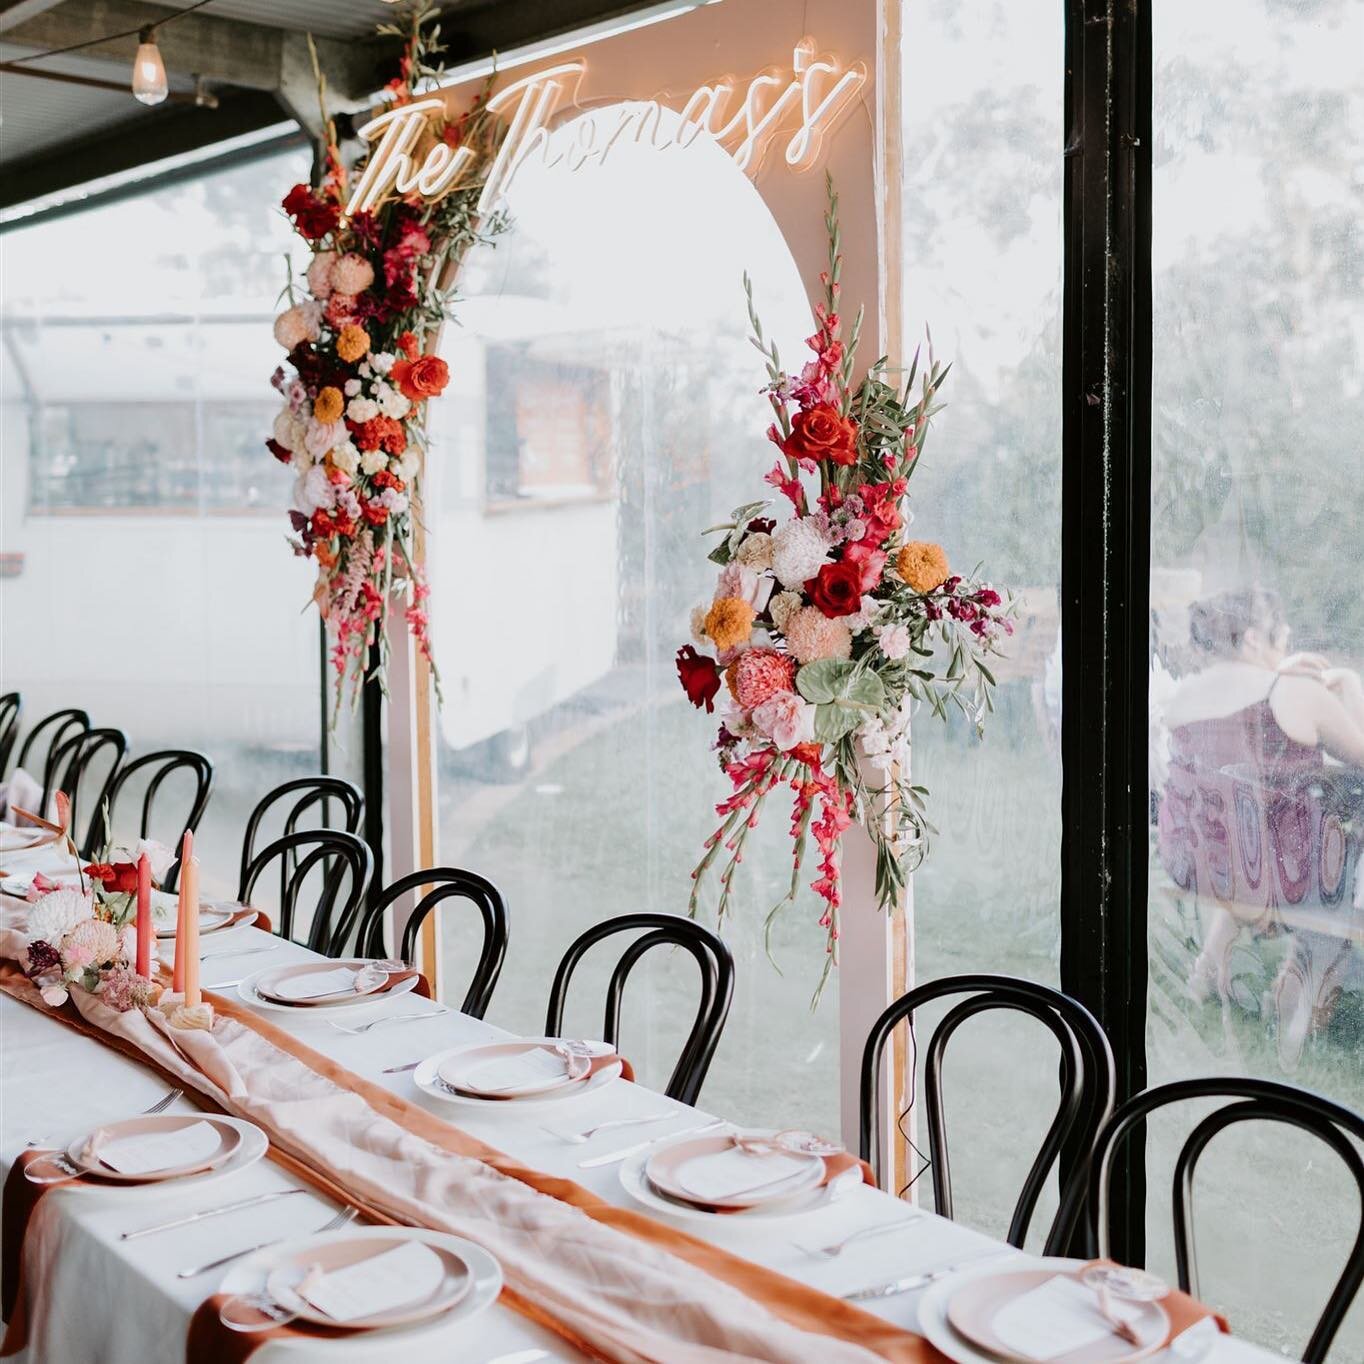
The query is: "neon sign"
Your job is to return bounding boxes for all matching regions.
[345,38,867,219]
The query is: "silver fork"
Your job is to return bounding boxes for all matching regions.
[177,1206,357,1278]
[797,1210,927,1259]
[542,1113,675,1144]
[27,1086,182,1149]
[328,1007,450,1036]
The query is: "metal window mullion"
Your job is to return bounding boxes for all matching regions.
[1060,0,1153,1268]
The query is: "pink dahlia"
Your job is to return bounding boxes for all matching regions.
[733,648,796,709]
[331,253,375,295]
[60,918,120,972]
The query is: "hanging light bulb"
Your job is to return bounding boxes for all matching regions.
[131,25,168,105]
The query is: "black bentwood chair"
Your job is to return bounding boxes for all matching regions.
[0,692,21,778]
[84,750,215,887]
[359,869,508,1019]
[45,726,128,854]
[14,707,89,793]
[544,913,734,1107]
[238,829,373,958]
[860,974,1115,1254]
[1087,1078,1364,1364]
[238,776,364,893]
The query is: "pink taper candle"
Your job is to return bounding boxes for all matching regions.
[172,829,192,993]
[183,853,201,1008]
[135,852,152,978]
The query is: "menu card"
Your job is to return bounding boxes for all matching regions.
[96,1120,222,1175]
[676,1147,810,1201]
[461,1047,570,1093]
[298,1241,446,1322]
[992,1275,1141,1361]
[273,968,359,1001]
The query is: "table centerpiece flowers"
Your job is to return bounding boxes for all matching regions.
[678,180,1013,992]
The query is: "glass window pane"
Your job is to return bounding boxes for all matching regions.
[0,147,323,897]
[900,0,1065,1238]
[428,112,838,1130]
[1150,1,1364,1352]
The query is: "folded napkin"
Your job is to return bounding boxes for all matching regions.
[452,1043,632,1097]
[664,1143,871,1214]
[269,966,428,1006]
[0,769,44,828]
[1,1149,82,1348]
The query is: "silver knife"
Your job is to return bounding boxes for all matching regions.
[383,1059,422,1074]
[842,1247,1019,1301]
[120,1187,307,1240]
[578,1119,726,1168]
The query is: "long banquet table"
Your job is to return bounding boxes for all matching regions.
[0,855,1277,1362]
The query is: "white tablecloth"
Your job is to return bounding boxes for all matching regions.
[0,851,1280,1362]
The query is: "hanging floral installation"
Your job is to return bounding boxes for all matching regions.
[679,180,1013,990]
[268,8,509,717]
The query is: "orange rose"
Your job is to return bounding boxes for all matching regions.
[336,324,370,363]
[313,386,344,423]
[391,354,450,402]
[781,403,858,466]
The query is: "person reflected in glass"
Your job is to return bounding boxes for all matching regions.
[1157,587,1364,1067]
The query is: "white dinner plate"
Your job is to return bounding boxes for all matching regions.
[50,1115,269,1200]
[618,1129,862,1224]
[238,963,419,1014]
[413,1039,623,1112]
[219,1226,502,1350]
[2,870,84,897]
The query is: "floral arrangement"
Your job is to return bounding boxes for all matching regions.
[678,181,1012,987]
[269,8,509,715]
[21,841,171,1009]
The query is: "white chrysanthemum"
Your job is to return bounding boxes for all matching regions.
[369,351,395,376]
[360,449,388,477]
[343,378,362,397]
[771,518,832,589]
[689,605,709,645]
[27,889,94,946]
[393,453,420,483]
[735,531,775,571]
[375,383,411,420]
[768,590,803,633]
[347,396,379,423]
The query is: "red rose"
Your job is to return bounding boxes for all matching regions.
[362,501,389,526]
[676,646,722,713]
[83,861,139,894]
[842,541,886,592]
[396,331,420,360]
[391,354,450,402]
[781,403,858,467]
[807,560,864,618]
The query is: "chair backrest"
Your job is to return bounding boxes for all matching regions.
[358,868,508,1018]
[1087,1077,1364,1364]
[239,776,364,895]
[544,913,734,1106]
[0,692,21,779]
[860,973,1115,1253]
[84,750,215,886]
[46,727,128,855]
[15,707,89,794]
[239,828,373,957]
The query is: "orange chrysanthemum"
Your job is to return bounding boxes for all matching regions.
[896,541,950,593]
[704,597,756,653]
[336,324,370,363]
[313,386,344,424]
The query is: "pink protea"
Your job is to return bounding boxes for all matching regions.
[733,647,796,709]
